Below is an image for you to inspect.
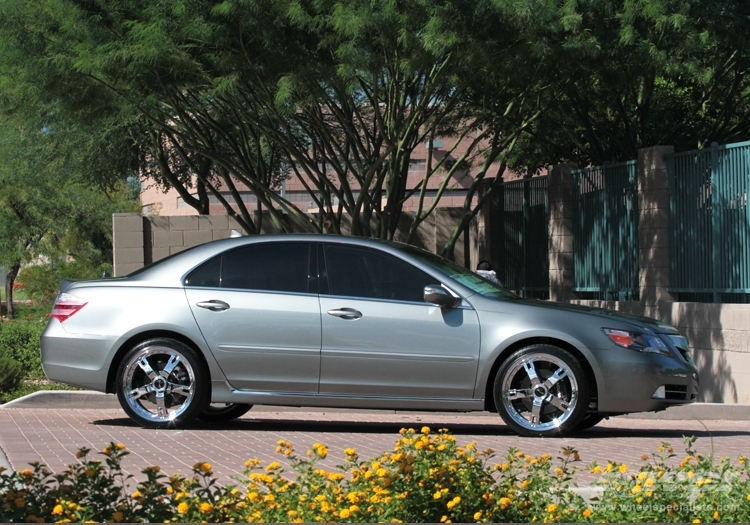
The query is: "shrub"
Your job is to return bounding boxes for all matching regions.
[0,321,46,379]
[0,431,748,523]
[0,356,24,393]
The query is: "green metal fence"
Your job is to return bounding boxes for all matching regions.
[667,141,750,303]
[497,177,549,299]
[571,161,640,300]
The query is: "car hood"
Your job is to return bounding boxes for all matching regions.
[472,296,679,334]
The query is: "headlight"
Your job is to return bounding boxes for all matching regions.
[602,328,671,356]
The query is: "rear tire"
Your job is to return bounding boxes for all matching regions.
[116,338,210,429]
[493,345,590,437]
[198,403,252,423]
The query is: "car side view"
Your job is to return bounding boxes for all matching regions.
[40,235,699,437]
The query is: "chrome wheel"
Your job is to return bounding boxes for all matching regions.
[116,338,208,428]
[198,403,252,423]
[494,345,589,437]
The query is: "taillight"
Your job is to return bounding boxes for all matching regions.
[50,293,88,322]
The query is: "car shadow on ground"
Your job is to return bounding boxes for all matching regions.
[90,416,750,439]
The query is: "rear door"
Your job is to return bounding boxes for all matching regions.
[185,241,321,392]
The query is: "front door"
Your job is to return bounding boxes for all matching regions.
[318,243,480,399]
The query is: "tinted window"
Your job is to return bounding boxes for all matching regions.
[186,256,221,287]
[187,242,312,293]
[323,244,434,302]
[223,242,311,293]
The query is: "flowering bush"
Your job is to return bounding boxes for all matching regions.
[0,430,748,523]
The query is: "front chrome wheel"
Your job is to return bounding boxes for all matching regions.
[494,345,589,437]
[116,338,209,428]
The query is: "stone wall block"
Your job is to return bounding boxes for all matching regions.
[184,230,214,248]
[199,215,229,230]
[154,230,184,247]
[170,216,200,231]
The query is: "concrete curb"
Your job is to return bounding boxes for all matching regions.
[3,391,750,420]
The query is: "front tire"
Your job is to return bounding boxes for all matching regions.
[493,345,590,437]
[198,403,252,423]
[116,338,210,429]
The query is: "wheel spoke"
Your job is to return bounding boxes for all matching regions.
[506,388,533,400]
[155,392,167,416]
[137,357,158,380]
[129,385,152,401]
[530,397,543,424]
[543,366,569,390]
[169,383,192,397]
[522,359,541,387]
[160,354,181,378]
[547,394,571,413]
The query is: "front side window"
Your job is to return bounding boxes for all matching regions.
[323,244,434,302]
[186,242,312,294]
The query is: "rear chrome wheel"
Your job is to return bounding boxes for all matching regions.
[116,338,209,428]
[198,403,252,423]
[494,345,589,437]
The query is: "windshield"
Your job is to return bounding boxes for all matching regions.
[391,243,519,299]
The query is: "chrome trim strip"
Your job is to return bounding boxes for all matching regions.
[229,389,479,403]
[321,350,475,362]
[216,345,320,355]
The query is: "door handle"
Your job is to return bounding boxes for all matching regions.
[196,300,230,312]
[327,307,362,320]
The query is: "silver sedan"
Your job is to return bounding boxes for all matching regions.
[41,235,698,437]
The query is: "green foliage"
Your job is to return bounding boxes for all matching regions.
[0,320,46,379]
[0,380,79,405]
[0,431,749,523]
[0,355,23,393]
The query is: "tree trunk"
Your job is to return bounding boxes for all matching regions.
[5,261,20,319]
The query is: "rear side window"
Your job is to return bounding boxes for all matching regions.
[186,242,312,294]
[323,244,434,302]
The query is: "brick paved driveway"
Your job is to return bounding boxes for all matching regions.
[1,408,749,487]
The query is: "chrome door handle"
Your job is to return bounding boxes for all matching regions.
[327,308,362,320]
[196,300,230,312]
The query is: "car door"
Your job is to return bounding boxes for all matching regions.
[185,241,321,392]
[318,243,481,399]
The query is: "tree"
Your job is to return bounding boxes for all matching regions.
[507,0,750,169]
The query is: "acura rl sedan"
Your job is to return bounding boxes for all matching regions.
[41,234,698,437]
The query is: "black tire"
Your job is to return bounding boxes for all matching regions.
[493,345,590,437]
[575,413,605,432]
[116,338,210,429]
[198,403,253,423]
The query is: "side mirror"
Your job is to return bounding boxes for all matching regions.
[424,285,461,308]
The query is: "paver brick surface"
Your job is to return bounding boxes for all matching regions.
[1,408,749,486]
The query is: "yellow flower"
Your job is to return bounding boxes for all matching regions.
[344,448,357,456]
[499,497,511,510]
[266,461,281,471]
[547,504,557,513]
[440,516,448,523]
[421,426,431,434]
[582,509,592,518]
[687,470,695,479]
[377,468,388,477]
[520,480,530,490]
[177,502,189,514]
[199,502,213,514]
[20,469,33,477]
[131,490,141,499]
[116,443,126,451]
[201,462,212,473]
[714,511,719,520]
[591,465,602,474]
[446,496,461,509]
[434,491,443,500]
[645,478,655,486]
[554,467,563,476]
[693,519,701,523]
[102,446,111,455]
[340,509,351,519]
[52,504,64,516]
[619,464,628,473]
[641,454,650,460]
[637,471,648,480]
[473,511,482,520]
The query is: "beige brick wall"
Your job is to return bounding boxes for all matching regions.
[113,210,478,276]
